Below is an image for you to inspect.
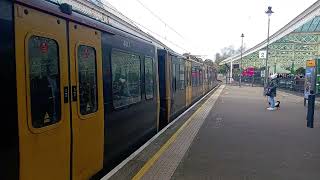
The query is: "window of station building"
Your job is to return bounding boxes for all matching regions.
[112,50,141,108]
[77,45,98,115]
[145,57,154,99]
[179,64,185,90]
[28,36,61,128]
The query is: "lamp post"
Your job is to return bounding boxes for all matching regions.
[239,33,244,87]
[264,6,274,89]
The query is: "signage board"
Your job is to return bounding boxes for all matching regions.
[233,64,239,69]
[259,50,267,59]
[306,59,316,67]
[304,60,317,98]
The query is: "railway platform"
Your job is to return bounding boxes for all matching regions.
[102,85,320,180]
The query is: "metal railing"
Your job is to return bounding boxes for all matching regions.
[231,75,305,93]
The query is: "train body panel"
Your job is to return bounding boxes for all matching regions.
[14,4,71,179]
[191,61,204,103]
[1,1,218,179]
[185,60,192,106]
[158,49,171,129]
[0,1,19,179]
[101,30,158,171]
[170,54,186,119]
[68,22,105,179]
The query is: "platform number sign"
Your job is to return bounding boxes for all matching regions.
[259,50,267,59]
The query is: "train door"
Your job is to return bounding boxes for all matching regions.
[15,4,104,180]
[186,61,192,106]
[15,4,70,179]
[167,53,172,121]
[68,22,104,179]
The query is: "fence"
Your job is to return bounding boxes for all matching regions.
[230,75,305,93]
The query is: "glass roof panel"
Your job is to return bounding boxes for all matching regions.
[294,26,303,32]
[315,23,320,32]
[308,16,320,31]
[301,19,313,32]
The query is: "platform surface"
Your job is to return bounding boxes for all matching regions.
[105,85,320,180]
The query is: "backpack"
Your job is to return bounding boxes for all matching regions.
[265,87,272,96]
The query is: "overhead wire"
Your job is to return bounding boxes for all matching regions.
[134,0,186,40]
[131,19,189,52]
[98,0,190,52]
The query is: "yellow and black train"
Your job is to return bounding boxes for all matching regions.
[0,0,218,179]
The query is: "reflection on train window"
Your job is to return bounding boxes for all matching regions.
[28,36,61,128]
[77,45,98,115]
[145,57,154,99]
[179,64,185,90]
[192,67,198,87]
[188,67,191,86]
[172,63,176,91]
[199,70,203,85]
[112,50,141,108]
[175,63,180,90]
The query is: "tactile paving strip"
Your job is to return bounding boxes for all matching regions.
[139,85,225,180]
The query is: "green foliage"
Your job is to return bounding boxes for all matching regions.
[218,65,227,74]
[284,66,291,72]
[295,67,305,75]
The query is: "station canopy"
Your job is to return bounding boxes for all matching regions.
[220,1,320,74]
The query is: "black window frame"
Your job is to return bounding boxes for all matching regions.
[179,63,185,90]
[110,49,142,109]
[28,35,61,129]
[144,56,154,100]
[77,44,99,116]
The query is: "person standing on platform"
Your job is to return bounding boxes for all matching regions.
[266,73,278,111]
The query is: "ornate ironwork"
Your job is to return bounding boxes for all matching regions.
[240,32,320,70]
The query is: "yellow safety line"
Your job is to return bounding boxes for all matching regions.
[132,86,222,180]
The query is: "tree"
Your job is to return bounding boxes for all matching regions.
[215,45,246,74]
[295,67,305,75]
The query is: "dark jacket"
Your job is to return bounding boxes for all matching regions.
[267,79,277,97]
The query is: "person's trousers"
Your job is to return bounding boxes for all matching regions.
[268,96,275,108]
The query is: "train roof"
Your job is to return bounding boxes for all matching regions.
[16,0,178,53]
[17,0,216,68]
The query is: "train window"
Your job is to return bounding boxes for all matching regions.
[188,67,192,86]
[145,57,154,99]
[77,45,98,115]
[185,67,188,86]
[199,69,203,85]
[175,63,180,90]
[112,50,141,108]
[172,63,176,92]
[28,36,61,128]
[179,64,185,90]
[192,67,197,87]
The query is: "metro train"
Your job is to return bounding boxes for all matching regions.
[0,0,218,179]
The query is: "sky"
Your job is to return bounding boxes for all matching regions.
[104,0,318,60]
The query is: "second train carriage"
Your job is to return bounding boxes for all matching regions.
[0,0,219,179]
[157,49,218,130]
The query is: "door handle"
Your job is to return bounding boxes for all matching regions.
[72,85,77,101]
[64,86,69,103]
